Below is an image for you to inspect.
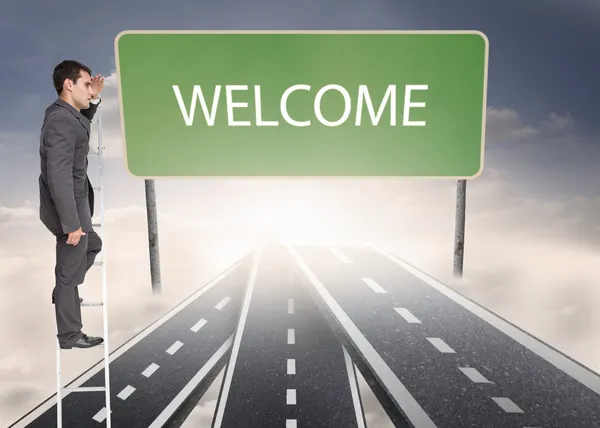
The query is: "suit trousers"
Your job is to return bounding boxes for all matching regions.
[52,229,102,346]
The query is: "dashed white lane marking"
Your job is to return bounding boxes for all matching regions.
[458,367,491,383]
[286,389,297,405]
[367,242,600,397]
[166,340,183,355]
[330,248,352,263]
[215,296,231,310]
[149,336,233,428]
[191,318,208,333]
[394,308,422,324]
[142,363,159,378]
[491,397,524,413]
[286,297,297,427]
[287,359,296,375]
[117,385,136,400]
[426,337,456,354]
[92,407,110,422]
[361,277,387,294]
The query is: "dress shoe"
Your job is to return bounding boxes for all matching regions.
[60,333,103,349]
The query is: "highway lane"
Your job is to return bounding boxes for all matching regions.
[288,244,600,428]
[212,245,367,428]
[10,252,254,428]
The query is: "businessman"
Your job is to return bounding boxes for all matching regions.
[39,60,105,349]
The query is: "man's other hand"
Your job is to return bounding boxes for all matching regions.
[91,75,104,99]
[67,228,86,246]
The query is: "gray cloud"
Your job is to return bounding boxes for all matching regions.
[0,384,43,412]
[2,79,600,426]
[485,107,575,143]
[2,159,600,425]
[1,2,599,425]
[486,107,540,142]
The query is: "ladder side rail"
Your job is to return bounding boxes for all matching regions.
[56,340,62,426]
[97,108,112,427]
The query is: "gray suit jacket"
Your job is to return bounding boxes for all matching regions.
[38,98,100,236]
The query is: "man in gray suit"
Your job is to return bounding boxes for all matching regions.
[39,60,105,349]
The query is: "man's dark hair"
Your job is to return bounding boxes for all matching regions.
[52,60,92,95]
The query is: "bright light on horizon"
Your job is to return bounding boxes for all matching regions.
[249,191,355,246]
[260,196,332,244]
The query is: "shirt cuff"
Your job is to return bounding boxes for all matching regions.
[90,97,101,104]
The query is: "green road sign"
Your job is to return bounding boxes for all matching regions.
[114,31,488,178]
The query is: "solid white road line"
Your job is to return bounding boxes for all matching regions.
[286,419,297,428]
[394,308,422,324]
[287,389,297,405]
[166,341,183,355]
[191,318,207,333]
[215,296,231,310]
[142,363,159,378]
[361,277,387,294]
[367,242,600,396]
[331,248,352,263]
[458,367,491,384]
[288,298,294,314]
[287,329,295,345]
[286,245,438,428]
[117,385,135,400]
[148,336,233,428]
[343,347,367,428]
[426,338,456,354]
[491,397,524,413]
[212,247,263,428]
[287,359,296,375]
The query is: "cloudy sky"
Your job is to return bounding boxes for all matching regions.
[1,0,600,426]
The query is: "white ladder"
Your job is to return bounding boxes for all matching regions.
[55,105,112,427]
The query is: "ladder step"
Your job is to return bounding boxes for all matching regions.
[89,147,106,154]
[61,386,105,392]
[92,222,102,227]
[93,261,103,267]
[81,301,103,307]
[93,186,102,191]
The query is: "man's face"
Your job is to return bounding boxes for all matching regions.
[68,70,93,110]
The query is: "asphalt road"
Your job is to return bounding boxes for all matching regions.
[212,245,367,428]
[12,242,600,428]
[287,244,600,428]
[10,253,253,428]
